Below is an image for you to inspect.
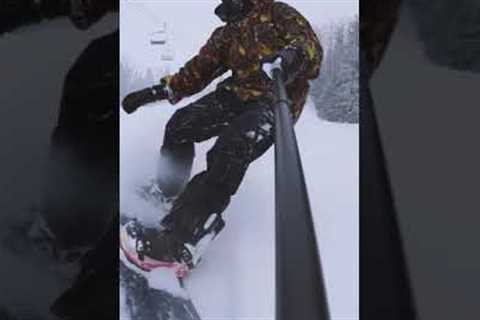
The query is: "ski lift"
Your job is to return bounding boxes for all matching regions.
[161,48,174,62]
[148,22,175,61]
[150,22,168,45]
[150,31,167,45]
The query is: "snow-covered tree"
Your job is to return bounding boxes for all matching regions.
[120,60,159,99]
[310,16,359,124]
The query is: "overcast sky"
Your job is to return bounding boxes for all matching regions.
[120,0,358,70]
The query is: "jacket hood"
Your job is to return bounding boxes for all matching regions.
[217,0,273,24]
[244,0,274,17]
[250,0,273,4]
[250,0,274,9]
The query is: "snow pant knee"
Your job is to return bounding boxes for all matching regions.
[162,90,231,147]
[159,90,241,197]
[157,142,194,197]
[205,137,251,197]
[205,104,275,196]
[163,108,195,147]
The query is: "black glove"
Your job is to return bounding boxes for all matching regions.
[262,46,305,84]
[122,84,168,114]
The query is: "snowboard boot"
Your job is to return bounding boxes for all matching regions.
[120,214,225,278]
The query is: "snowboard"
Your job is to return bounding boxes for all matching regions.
[120,259,201,320]
[120,183,202,320]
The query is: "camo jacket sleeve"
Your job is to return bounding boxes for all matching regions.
[272,2,323,80]
[162,27,228,104]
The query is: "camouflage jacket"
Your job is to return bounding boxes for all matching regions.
[163,0,322,118]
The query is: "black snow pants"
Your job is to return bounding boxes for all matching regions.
[158,87,275,243]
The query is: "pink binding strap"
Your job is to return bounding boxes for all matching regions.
[120,240,189,278]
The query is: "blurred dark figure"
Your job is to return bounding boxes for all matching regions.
[1,1,118,319]
[361,0,479,318]
[360,1,417,319]
[407,0,480,73]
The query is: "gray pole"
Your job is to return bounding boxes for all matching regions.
[273,68,330,320]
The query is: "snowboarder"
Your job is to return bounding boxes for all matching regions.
[121,0,322,276]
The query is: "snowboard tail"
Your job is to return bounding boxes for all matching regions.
[120,260,201,320]
[120,215,201,320]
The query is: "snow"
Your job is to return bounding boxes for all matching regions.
[121,2,358,319]
[120,100,358,319]
[148,269,189,300]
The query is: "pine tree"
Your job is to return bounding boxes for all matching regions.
[311,16,359,124]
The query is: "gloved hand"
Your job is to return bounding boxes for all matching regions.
[262,56,283,81]
[262,47,304,84]
[122,84,168,114]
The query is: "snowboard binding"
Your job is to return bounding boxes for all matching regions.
[173,212,226,270]
[120,213,225,279]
